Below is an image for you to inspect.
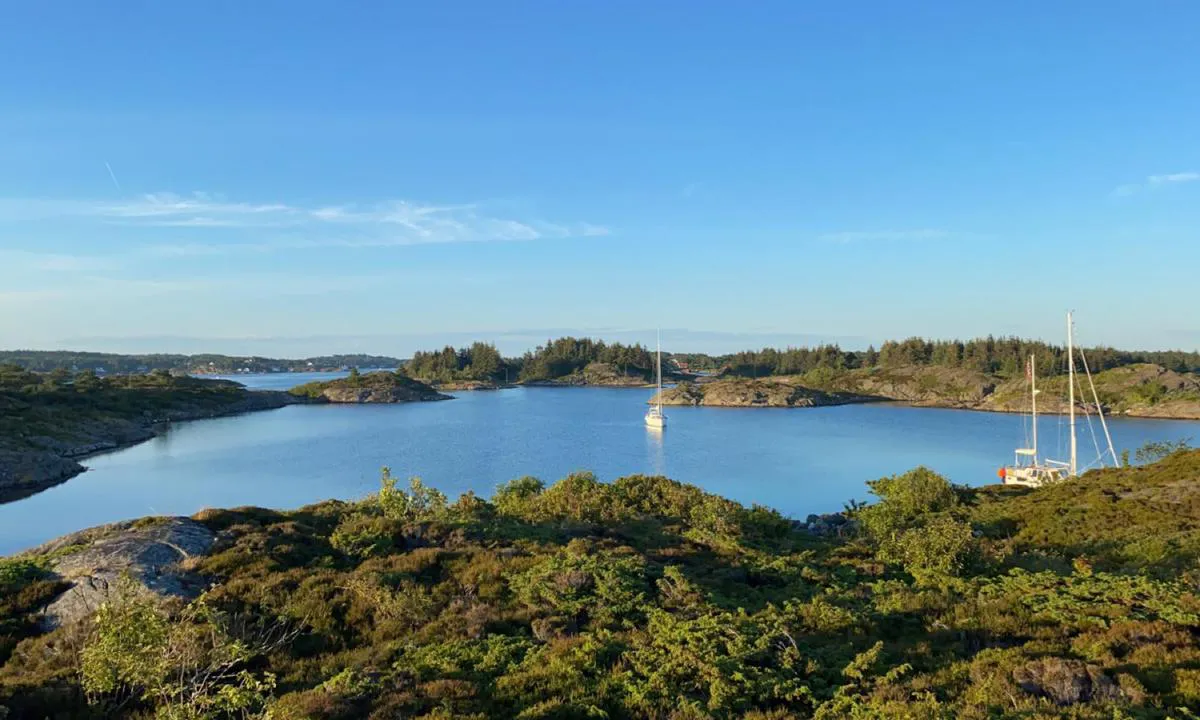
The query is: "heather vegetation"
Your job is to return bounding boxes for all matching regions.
[5,452,1200,717]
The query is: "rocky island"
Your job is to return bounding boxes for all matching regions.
[289,369,451,403]
[519,361,656,388]
[4,450,1200,717]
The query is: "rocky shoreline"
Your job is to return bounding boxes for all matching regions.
[432,380,517,391]
[0,391,307,501]
[651,363,1200,420]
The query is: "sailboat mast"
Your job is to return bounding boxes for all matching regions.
[655,329,662,411]
[1030,354,1038,463]
[1067,311,1077,476]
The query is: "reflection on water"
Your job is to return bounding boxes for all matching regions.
[2,379,1199,554]
[644,426,666,477]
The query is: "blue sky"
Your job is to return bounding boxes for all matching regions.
[2,1,1198,356]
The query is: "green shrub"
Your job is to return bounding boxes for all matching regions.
[0,559,45,594]
[493,476,545,517]
[378,469,448,524]
[509,540,648,631]
[1136,438,1192,465]
[887,514,976,585]
[81,587,286,717]
[330,513,400,559]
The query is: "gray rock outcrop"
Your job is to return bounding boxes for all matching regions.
[654,379,867,408]
[29,517,215,629]
[320,386,451,403]
[1012,658,1120,706]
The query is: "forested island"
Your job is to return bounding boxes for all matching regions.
[4,448,1200,717]
[402,338,664,388]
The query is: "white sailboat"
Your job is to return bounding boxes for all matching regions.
[1000,311,1117,487]
[645,330,667,430]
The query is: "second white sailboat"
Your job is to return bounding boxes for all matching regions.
[645,330,667,429]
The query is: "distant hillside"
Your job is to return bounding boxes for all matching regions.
[0,351,405,375]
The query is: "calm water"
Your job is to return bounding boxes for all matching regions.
[2,374,1197,554]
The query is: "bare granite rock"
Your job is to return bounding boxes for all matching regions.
[654,379,867,408]
[321,386,451,403]
[1012,658,1120,706]
[29,517,215,629]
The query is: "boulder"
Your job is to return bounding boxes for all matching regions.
[1012,658,1119,706]
[31,517,215,629]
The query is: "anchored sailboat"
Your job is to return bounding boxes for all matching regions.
[999,312,1117,487]
[645,330,666,429]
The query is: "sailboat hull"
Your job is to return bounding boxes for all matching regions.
[644,413,666,429]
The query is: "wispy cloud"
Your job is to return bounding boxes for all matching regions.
[818,229,951,244]
[681,182,701,198]
[0,250,95,272]
[0,192,611,254]
[1112,171,1199,197]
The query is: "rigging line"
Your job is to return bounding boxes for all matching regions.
[1079,371,1103,469]
[1078,347,1118,466]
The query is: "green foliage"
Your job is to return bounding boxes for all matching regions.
[81,586,286,718]
[717,337,1200,378]
[1136,437,1193,465]
[329,512,399,558]
[622,608,813,714]
[0,558,45,594]
[509,540,648,631]
[856,468,976,584]
[887,514,976,584]
[378,469,449,523]
[857,466,958,540]
[81,584,172,701]
[492,476,545,516]
[518,337,653,382]
[405,342,513,384]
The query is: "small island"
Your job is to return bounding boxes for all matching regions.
[289,369,451,404]
[403,339,666,389]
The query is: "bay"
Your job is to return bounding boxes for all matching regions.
[2,373,1196,555]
